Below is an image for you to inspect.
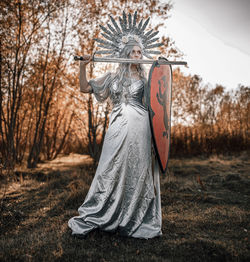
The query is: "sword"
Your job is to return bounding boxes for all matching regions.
[74,56,187,66]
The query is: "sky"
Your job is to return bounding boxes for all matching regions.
[162,0,250,90]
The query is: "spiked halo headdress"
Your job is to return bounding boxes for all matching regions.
[94,11,163,59]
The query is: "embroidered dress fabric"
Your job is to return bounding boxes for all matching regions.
[68,72,162,239]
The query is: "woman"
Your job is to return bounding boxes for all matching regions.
[68,12,162,239]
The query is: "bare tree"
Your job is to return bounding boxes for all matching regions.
[27,2,70,168]
[0,0,62,166]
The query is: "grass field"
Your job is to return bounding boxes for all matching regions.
[0,153,249,262]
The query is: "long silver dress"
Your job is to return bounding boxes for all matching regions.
[68,72,162,239]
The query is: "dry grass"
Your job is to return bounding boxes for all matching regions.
[0,153,249,262]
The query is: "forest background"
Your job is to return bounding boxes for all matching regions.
[0,1,249,261]
[0,0,249,168]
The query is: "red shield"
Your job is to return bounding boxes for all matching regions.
[147,61,172,174]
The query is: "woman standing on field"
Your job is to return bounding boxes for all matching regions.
[68,11,163,239]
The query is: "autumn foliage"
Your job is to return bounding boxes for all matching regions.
[0,0,249,169]
[171,69,249,156]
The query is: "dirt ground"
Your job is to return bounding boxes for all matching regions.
[0,153,249,262]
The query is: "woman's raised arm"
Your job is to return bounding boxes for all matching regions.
[79,55,93,93]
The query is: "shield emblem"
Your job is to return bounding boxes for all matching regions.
[147,60,172,174]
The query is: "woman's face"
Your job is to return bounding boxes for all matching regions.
[129,45,142,60]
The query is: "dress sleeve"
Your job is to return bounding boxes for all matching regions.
[89,72,113,102]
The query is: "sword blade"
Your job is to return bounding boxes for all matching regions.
[74,56,187,66]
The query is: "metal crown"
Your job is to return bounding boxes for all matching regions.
[94,11,163,59]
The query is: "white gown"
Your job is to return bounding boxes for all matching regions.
[68,72,162,239]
